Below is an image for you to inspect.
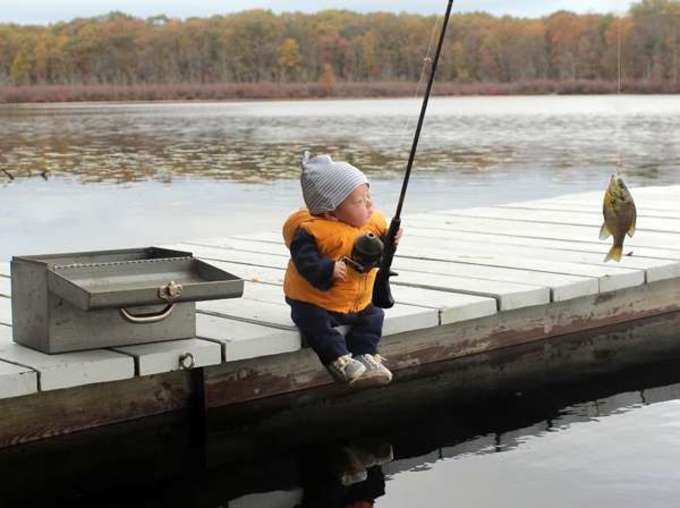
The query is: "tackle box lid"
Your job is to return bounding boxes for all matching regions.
[12,247,244,311]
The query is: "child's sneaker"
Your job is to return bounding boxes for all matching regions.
[360,441,394,468]
[339,446,369,486]
[344,441,394,471]
[354,354,393,386]
[327,354,366,384]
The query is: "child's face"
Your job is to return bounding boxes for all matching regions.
[332,184,373,227]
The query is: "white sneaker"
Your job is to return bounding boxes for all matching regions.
[327,354,366,384]
[354,354,393,386]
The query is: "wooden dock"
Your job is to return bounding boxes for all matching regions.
[1,185,680,447]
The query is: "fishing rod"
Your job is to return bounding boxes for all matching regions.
[373,0,454,309]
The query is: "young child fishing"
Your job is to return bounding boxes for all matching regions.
[283,151,400,386]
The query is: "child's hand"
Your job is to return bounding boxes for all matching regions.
[333,260,348,281]
[394,227,404,245]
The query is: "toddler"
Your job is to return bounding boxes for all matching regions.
[283,151,395,386]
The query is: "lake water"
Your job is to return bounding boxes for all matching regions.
[2,95,680,506]
[2,95,680,260]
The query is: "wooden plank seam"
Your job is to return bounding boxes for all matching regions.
[107,348,140,376]
[194,335,229,362]
[0,356,41,390]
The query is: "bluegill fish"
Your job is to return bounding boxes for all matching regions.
[600,174,636,262]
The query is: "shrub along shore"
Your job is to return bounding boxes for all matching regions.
[1,80,679,104]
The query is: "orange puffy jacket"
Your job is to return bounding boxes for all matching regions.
[283,208,387,313]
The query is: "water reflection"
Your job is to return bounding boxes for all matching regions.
[2,311,680,506]
[291,440,392,508]
[1,96,680,185]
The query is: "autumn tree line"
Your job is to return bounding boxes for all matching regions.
[1,0,680,101]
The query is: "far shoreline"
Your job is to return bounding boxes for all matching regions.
[1,80,679,105]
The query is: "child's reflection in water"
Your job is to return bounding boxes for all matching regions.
[296,440,393,508]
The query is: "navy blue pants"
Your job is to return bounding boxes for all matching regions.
[287,298,385,365]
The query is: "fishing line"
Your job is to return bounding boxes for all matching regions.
[373,0,454,308]
[615,13,625,178]
[394,15,442,155]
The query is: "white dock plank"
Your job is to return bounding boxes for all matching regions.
[225,231,658,288]
[553,201,680,218]
[395,236,668,287]
[631,197,680,210]
[406,213,680,249]
[203,260,287,285]
[0,296,12,325]
[205,260,498,325]
[184,243,549,311]
[112,338,222,376]
[393,271,548,311]
[419,218,680,261]
[241,281,286,304]
[382,302,439,336]
[241,280,497,326]
[169,242,288,267]
[0,325,134,391]
[0,325,38,398]
[525,187,680,214]
[200,296,439,337]
[390,286,497,325]
[206,236,625,301]
[197,314,301,362]
[634,185,680,194]
[406,212,680,272]
[199,298,295,329]
[190,237,595,303]
[624,188,680,212]
[228,231,670,288]
[187,237,289,257]
[232,232,282,243]
[500,200,680,220]
[392,256,597,302]
[436,206,680,234]
[203,227,680,286]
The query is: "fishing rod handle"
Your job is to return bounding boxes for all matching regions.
[372,217,401,309]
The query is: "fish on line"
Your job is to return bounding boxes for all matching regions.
[599,174,637,262]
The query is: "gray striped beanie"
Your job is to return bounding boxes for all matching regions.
[300,151,368,215]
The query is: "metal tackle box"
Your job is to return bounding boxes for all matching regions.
[10,247,243,353]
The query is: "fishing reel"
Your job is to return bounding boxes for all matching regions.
[342,232,384,274]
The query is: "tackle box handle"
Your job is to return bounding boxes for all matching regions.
[119,303,176,324]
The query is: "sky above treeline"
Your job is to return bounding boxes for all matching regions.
[1,0,636,25]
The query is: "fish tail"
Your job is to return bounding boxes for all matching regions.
[604,245,623,262]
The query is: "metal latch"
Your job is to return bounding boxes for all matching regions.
[159,280,183,302]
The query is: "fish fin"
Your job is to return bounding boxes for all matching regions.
[604,245,623,262]
[599,223,611,240]
[627,217,636,238]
